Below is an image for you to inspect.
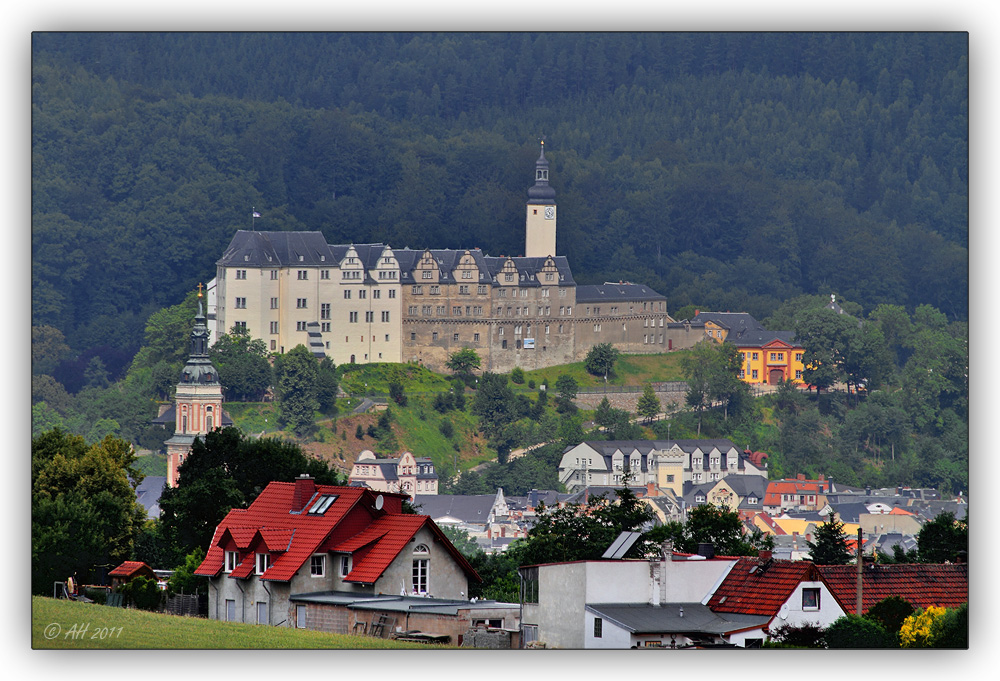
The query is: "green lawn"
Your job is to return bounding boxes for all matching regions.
[32,596,440,649]
[340,363,452,395]
[523,351,690,390]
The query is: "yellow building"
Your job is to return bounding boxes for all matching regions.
[690,311,806,385]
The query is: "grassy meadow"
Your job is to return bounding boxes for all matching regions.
[32,597,441,649]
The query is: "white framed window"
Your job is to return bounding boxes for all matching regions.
[235,269,247,280]
[295,605,306,628]
[296,298,307,309]
[270,297,279,309]
[270,270,278,280]
[270,321,279,334]
[321,303,331,320]
[256,552,271,575]
[298,270,308,280]
[412,544,429,594]
[340,555,351,577]
[349,311,358,323]
[296,321,307,331]
[310,554,326,577]
[422,270,432,279]
[225,551,239,573]
[234,297,246,309]
[381,311,390,322]
[389,289,396,298]
[344,289,352,299]
[802,588,820,610]
[373,289,381,299]
[321,269,330,280]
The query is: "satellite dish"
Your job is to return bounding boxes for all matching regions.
[375,494,384,511]
[779,603,789,620]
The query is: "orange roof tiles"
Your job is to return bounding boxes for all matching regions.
[708,557,822,616]
[109,561,154,578]
[818,564,968,613]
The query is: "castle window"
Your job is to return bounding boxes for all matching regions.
[349,312,358,323]
[270,297,279,309]
[297,321,307,331]
[365,311,374,323]
[321,269,330,279]
[381,311,390,322]
[235,297,246,309]
[389,289,396,298]
[505,273,514,282]
[235,321,247,331]
[422,271,433,279]
[297,298,307,309]
[373,289,381,299]
[321,323,330,332]
[298,270,308,280]
[410,332,416,341]
[270,270,278,280]
[478,285,487,295]
[235,270,247,280]
[321,303,331,320]
[344,290,351,299]
[359,289,367,299]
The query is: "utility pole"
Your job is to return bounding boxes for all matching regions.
[856,527,864,616]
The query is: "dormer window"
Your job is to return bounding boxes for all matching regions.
[256,552,271,575]
[225,551,239,573]
[307,495,337,514]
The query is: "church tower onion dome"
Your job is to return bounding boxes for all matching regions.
[180,299,221,385]
[527,141,556,204]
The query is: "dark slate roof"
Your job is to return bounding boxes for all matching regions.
[688,312,799,348]
[563,486,648,504]
[135,475,167,519]
[217,230,338,268]
[828,502,874,523]
[411,494,497,524]
[481,255,575,287]
[721,475,767,498]
[575,283,666,303]
[586,603,769,635]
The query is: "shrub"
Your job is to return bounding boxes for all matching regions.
[865,596,914,638]
[439,419,455,439]
[121,575,162,612]
[767,622,826,648]
[355,424,364,439]
[825,615,895,648]
[528,379,536,389]
[511,367,525,384]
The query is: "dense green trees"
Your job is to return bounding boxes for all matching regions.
[32,430,147,594]
[209,326,272,401]
[32,33,967,385]
[648,503,774,557]
[273,345,320,436]
[584,343,620,379]
[636,383,661,423]
[805,519,853,565]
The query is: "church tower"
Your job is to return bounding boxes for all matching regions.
[525,140,557,258]
[164,286,225,488]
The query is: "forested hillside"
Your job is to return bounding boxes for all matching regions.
[32,32,967,384]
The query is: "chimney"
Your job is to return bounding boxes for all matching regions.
[797,473,805,481]
[697,543,715,559]
[818,474,825,482]
[647,482,657,497]
[294,474,316,511]
[694,309,699,316]
[865,486,871,496]
[758,550,772,562]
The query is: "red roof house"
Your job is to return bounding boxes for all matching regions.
[109,561,158,589]
[195,474,480,628]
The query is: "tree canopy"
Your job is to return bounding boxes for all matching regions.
[806,518,853,565]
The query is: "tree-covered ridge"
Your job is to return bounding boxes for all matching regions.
[32,33,967,377]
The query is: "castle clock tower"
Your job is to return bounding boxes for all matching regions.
[525,140,557,258]
[164,286,226,487]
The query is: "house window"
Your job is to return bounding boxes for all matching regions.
[298,270,308,280]
[270,270,278,280]
[349,311,358,323]
[295,605,306,629]
[310,555,326,577]
[227,599,237,622]
[359,289,367,299]
[593,618,603,638]
[321,303,331,320]
[234,297,246,309]
[270,321,279,334]
[422,270,433,279]
[382,311,390,322]
[412,285,423,294]
[459,285,469,295]
[234,321,247,331]
[523,625,539,644]
[321,322,330,332]
[796,370,803,379]
[521,567,539,603]
[270,297,279,309]
[257,601,268,625]
[432,332,438,341]
[297,298,307,309]
[752,352,759,360]
[796,353,804,362]
[321,269,330,280]
[235,269,247,280]
[296,321,307,331]
[365,311,374,323]
[373,289,381,299]
[462,270,473,279]
[752,370,759,379]
[478,285,487,295]
[430,285,440,295]
[340,555,351,577]
[802,588,820,610]
[344,289,352,299]
[225,551,239,573]
[412,544,429,594]
[505,273,514,282]
[256,552,271,575]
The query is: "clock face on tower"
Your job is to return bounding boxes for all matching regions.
[544,206,555,220]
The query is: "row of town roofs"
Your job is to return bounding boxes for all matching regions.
[118,472,966,649]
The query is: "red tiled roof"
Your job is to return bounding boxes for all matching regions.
[109,561,155,578]
[194,481,479,584]
[708,557,822,616]
[818,564,968,613]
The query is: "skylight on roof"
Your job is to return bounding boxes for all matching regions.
[308,495,337,515]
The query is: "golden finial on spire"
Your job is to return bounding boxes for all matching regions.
[197,282,204,298]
